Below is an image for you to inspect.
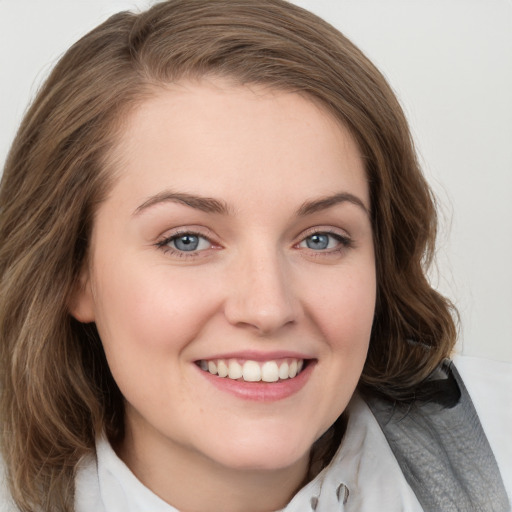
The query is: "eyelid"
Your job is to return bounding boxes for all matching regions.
[156,225,217,243]
[297,226,352,243]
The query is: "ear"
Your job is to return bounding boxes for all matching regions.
[68,267,95,323]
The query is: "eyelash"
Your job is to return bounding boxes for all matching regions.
[156,230,214,259]
[156,228,353,259]
[296,229,354,256]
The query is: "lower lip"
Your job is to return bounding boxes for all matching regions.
[196,361,315,402]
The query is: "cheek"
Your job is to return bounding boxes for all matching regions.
[304,265,376,353]
[91,258,222,362]
[89,260,225,413]
[299,266,375,439]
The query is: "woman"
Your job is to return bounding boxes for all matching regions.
[0,1,509,511]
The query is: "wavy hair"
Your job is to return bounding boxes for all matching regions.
[0,0,457,509]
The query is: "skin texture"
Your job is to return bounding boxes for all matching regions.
[71,79,376,511]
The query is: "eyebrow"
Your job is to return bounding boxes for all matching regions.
[133,190,369,217]
[297,192,370,217]
[133,191,231,216]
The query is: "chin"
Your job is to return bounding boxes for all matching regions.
[201,429,314,472]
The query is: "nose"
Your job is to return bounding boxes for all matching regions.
[223,248,299,335]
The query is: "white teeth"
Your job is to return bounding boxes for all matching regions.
[200,358,306,382]
[242,361,261,382]
[261,361,279,382]
[217,360,229,378]
[289,360,298,378]
[228,360,243,379]
[278,362,289,380]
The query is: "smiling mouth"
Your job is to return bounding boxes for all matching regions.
[196,358,309,383]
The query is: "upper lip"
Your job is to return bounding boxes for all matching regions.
[195,350,315,362]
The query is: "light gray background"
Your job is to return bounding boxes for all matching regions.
[1,0,511,362]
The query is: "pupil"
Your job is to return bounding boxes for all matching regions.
[175,235,199,251]
[307,234,329,250]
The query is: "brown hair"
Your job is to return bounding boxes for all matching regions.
[0,0,457,509]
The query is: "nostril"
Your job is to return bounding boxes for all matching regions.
[223,262,299,333]
[224,299,298,336]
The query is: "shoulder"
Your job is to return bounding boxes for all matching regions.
[453,354,512,497]
[0,456,17,512]
[74,448,105,512]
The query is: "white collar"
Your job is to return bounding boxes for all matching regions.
[282,393,422,512]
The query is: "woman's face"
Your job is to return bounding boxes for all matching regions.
[72,79,375,475]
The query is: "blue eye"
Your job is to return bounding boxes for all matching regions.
[305,233,330,250]
[299,232,348,251]
[167,233,211,252]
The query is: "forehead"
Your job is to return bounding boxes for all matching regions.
[106,79,369,212]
